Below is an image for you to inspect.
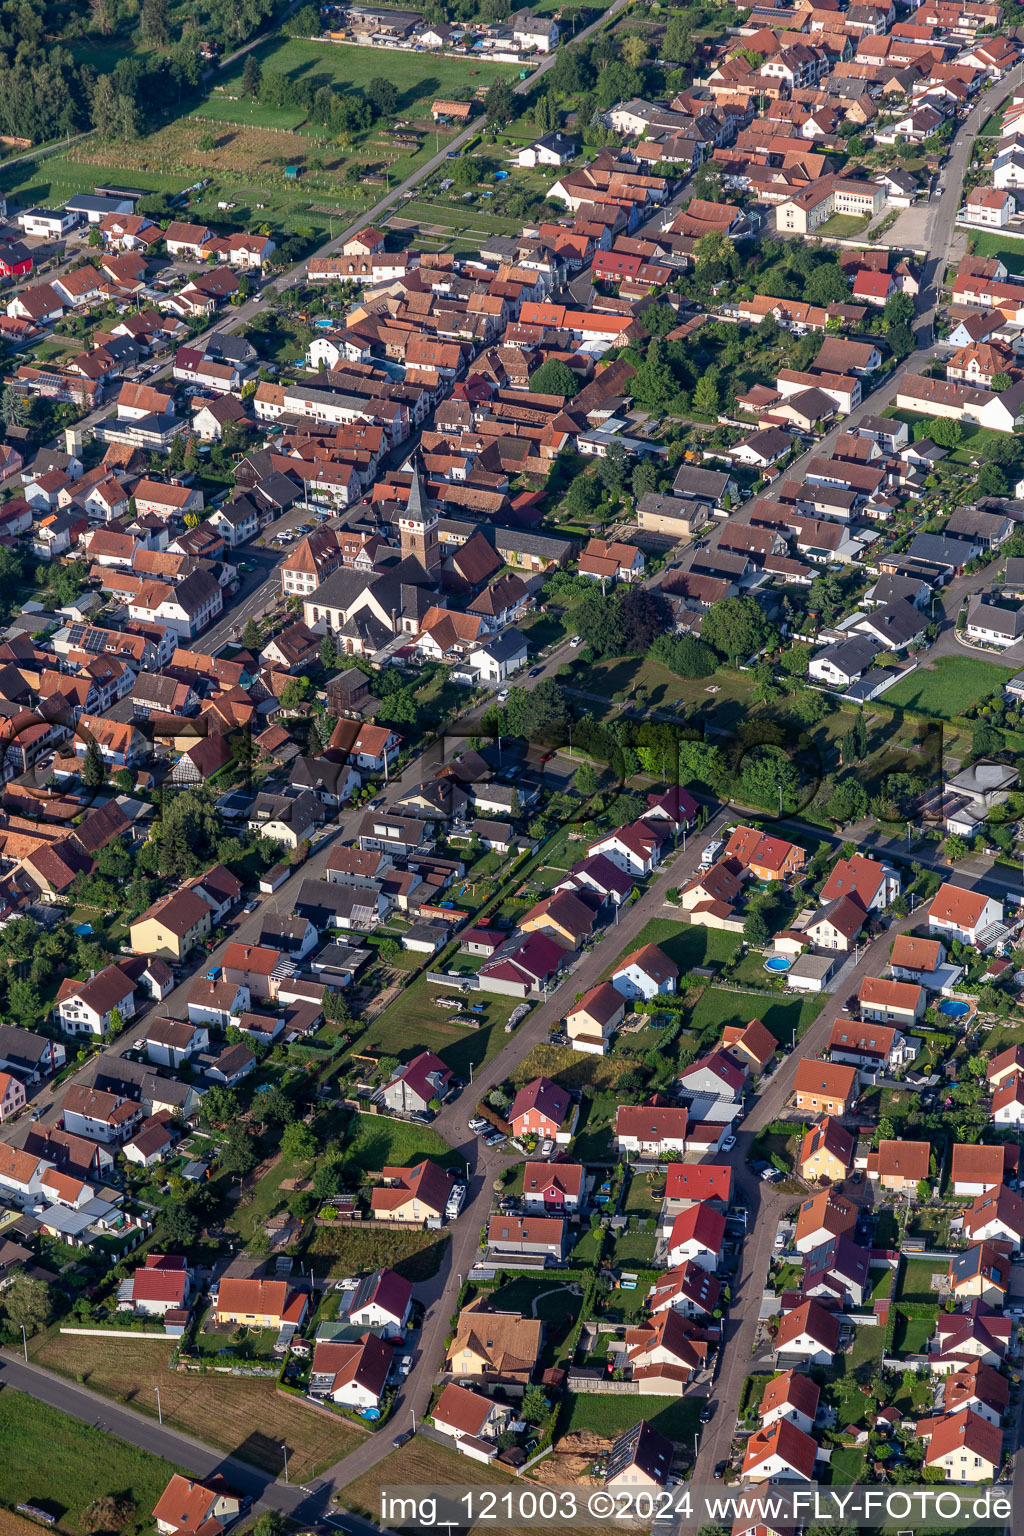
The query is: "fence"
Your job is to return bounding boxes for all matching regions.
[566,1373,639,1395]
[58,1326,170,1340]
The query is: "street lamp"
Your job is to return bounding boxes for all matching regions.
[20,1324,27,1363]
[154,1387,162,1425]
[281,1443,289,1484]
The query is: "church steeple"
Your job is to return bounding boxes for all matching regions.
[399,457,440,571]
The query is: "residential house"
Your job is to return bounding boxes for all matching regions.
[928,883,1004,945]
[869,1139,931,1191]
[446,1301,542,1385]
[665,1203,726,1271]
[565,982,625,1054]
[790,1060,857,1116]
[793,1189,858,1253]
[610,943,679,1001]
[615,1102,689,1159]
[774,1298,840,1364]
[604,1421,674,1490]
[858,976,925,1025]
[798,1117,854,1182]
[308,1334,392,1413]
[923,1409,1002,1481]
[213,1277,308,1329]
[522,1161,584,1213]
[508,1076,576,1143]
[487,1213,567,1262]
[759,1370,820,1436]
[741,1419,817,1483]
[370,1160,454,1223]
[380,1051,453,1116]
[153,1476,243,1536]
[432,1383,512,1452]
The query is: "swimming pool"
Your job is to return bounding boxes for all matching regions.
[939,998,971,1018]
[764,956,792,974]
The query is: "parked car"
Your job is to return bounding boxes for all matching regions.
[393,1429,414,1449]
[486,1130,507,1147]
[699,1403,714,1424]
[570,636,583,648]
[714,1462,727,1480]
[529,666,543,677]
[721,1134,736,1152]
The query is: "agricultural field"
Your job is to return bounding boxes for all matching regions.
[0,1387,176,1536]
[29,1333,359,1481]
[881,655,1015,720]
[342,1436,513,1521]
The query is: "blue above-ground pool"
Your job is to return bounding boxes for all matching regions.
[939,998,971,1018]
[764,956,792,974]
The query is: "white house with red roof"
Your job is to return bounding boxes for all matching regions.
[610,942,678,1001]
[522,1159,585,1212]
[153,1475,243,1536]
[663,1162,733,1211]
[647,1260,722,1319]
[309,1333,392,1410]
[118,1254,191,1317]
[586,822,663,878]
[852,268,896,306]
[741,1418,818,1483]
[509,1076,577,1143]
[820,853,900,912]
[964,1186,1024,1249]
[343,1267,413,1338]
[759,1369,820,1435]
[615,1101,688,1159]
[432,1382,511,1458]
[927,882,1003,945]
[645,787,698,827]
[665,1203,726,1270]
[993,1073,1024,1126]
[623,1308,708,1389]
[774,1298,840,1364]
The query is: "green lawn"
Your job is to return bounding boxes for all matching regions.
[624,1172,664,1217]
[896,1257,945,1304]
[608,1227,658,1267]
[488,1278,581,1327]
[817,213,870,237]
[965,229,1024,272]
[345,1111,453,1175]
[688,986,825,1046]
[602,919,741,981]
[352,972,519,1080]
[0,1386,178,1536]
[871,654,1014,720]
[892,1310,937,1355]
[564,1393,701,1444]
[217,36,519,118]
[827,1446,867,1484]
[193,96,311,131]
